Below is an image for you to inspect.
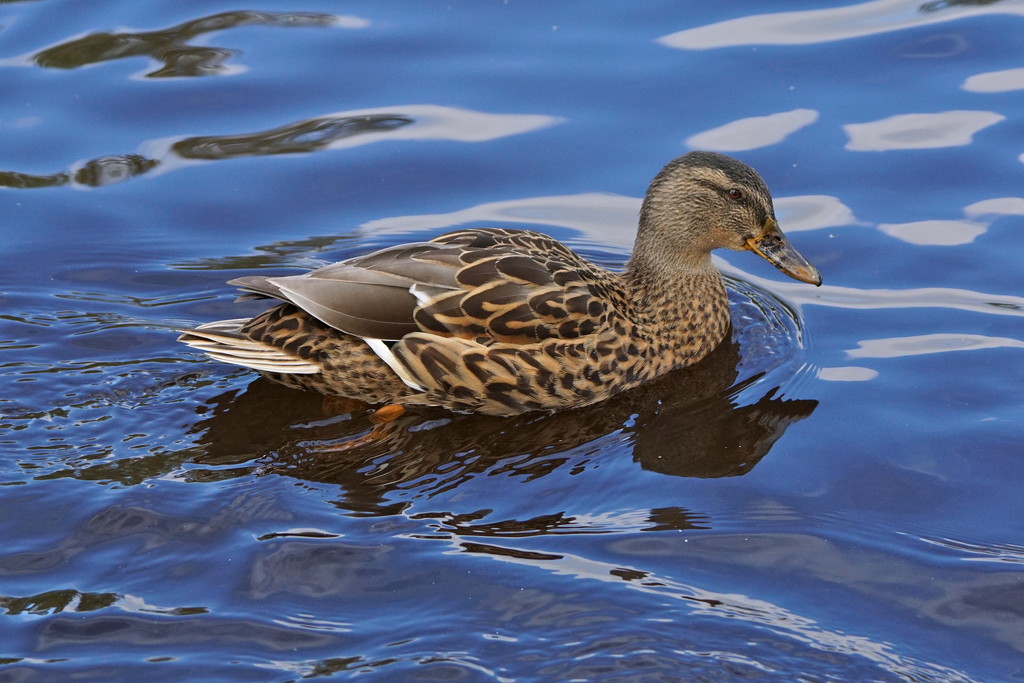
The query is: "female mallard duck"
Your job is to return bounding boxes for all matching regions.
[179,152,821,417]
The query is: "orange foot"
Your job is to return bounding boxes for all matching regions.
[315,404,408,453]
[369,404,406,424]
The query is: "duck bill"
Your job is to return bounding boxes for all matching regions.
[745,218,822,286]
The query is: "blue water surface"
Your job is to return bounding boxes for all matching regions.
[2,1,1024,681]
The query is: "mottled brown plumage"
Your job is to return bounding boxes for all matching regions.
[178,151,821,416]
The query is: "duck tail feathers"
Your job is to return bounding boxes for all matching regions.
[177,319,320,375]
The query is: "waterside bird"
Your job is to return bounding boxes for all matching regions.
[178,152,821,417]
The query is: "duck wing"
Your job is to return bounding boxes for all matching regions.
[230,228,617,344]
[423,228,615,343]
[230,241,459,340]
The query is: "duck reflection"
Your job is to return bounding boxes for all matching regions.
[186,336,817,515]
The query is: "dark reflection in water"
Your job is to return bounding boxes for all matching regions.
[0,589,118,616]
[33,10,341,77]
[412,506,712,539]
[175,233,360,271]
[176,115,412,160]
[36,613,336,651]
[248,541,399,599]
[0,114,413,189]
[0,588,207,618]
[73,154,160,188]
[181,336,816,517]
[919,0,1003,12]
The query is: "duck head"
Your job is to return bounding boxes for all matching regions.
[637,151,822,286]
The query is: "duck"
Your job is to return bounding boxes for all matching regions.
[178,151,821,418]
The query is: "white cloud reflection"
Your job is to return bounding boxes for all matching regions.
[843,111,1004,151]
[964,197,1024,217]
[848,334,1024,358]
[658,0,1024,49]
[962,67,1024,93]
[779,195,858,232]
[686,109,819,152]
[873,195,1024,246]
[817,366,879,381]
[367,105,562,144]
[877,220,987,246]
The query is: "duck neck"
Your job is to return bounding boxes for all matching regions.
[622,232,731,368]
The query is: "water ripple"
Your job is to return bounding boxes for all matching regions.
[913,534,1024,565]
[735,269,1024,317]
[446,537,981,683]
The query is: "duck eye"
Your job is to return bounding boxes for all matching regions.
[727,188,743,200]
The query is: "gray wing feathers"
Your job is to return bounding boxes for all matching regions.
[227,241,464,341]
[272,276,421,340]
[229,275,287,302]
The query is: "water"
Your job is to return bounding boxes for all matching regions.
[2,1,1023,680]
